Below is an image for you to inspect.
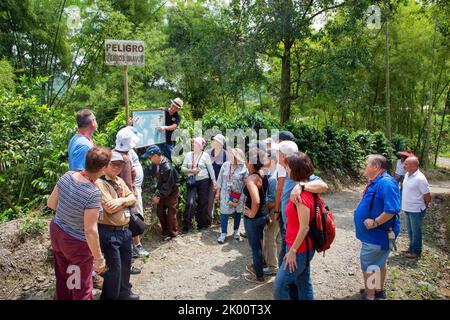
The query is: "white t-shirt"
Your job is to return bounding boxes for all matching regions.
[181,151,216,183]
[395,159,406,176]
[129,149,144,187]
[276,163,287,179]
[401,169,430,212]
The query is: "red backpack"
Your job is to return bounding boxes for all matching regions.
[306,194,336,256]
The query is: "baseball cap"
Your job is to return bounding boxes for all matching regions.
[271,131,296,143]
[273,140,298,157]
[142,145,162,159]
[110,150,124,162]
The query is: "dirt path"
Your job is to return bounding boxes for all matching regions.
[131,181,450,300]
[131,186,365,300]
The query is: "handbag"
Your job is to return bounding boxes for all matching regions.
[228,191,242,207]
[128,209,146,237]
[187,174,197,187]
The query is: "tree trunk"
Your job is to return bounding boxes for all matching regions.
[423,14,438,169]
[434,86,449,165]
[259,89,264,112]
[280,42,292,124]
[385,11,392,141]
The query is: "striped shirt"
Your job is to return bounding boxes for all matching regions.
[53,172,102,241]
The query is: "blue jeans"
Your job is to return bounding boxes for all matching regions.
[220,212,242,234]
[405,210,426,254]
[278,221,286,268]
[98,226,133,300]
[273,249,315,300]
[244,215,268,278]
[279,221,300,299]
[159,143,174,161]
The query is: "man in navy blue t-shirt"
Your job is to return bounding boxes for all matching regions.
[157,97,182,161]
[354,154,400,300]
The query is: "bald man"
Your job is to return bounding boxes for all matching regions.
[401,157,431,259]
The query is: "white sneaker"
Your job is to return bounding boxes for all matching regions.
[133,244,149,257]
[263,267,278,276]
[217,233,227,244]
[233,230,240,241]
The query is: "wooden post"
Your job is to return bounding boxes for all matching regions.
[124,65,129,124]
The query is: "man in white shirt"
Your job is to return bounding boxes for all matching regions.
[401,157,431,259]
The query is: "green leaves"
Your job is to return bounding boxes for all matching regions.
[0,93,74,218]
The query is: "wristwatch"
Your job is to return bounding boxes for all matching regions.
[299,182,305,192]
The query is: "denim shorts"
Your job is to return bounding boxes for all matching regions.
[360,242,390,272]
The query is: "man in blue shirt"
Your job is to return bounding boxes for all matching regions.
[68,109,97,171]
[354,154,400,300]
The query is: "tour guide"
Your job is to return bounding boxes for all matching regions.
[157,97,183,161]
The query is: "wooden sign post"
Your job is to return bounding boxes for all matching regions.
[123,65,129,124]
[105,39,145,124]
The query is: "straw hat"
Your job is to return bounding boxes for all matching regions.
[171,97,183,109]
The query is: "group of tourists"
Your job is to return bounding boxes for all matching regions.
[47,98,432,300]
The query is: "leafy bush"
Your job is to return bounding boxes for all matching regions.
[353,130,374,156]
[336,129,365,176]
[371,131,396,172]
[283,121,324,166]
[0,93,74,219]
[19,213,47,237]
[391,134,409,154]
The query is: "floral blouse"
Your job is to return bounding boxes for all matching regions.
[216,161,249,214]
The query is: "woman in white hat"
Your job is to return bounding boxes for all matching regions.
[215,148,248,243]
[206,134,229,226]
[181,137,217,232]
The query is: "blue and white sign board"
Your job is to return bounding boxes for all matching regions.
[132,109,166,148]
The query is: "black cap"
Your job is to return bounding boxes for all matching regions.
[272,131,296,142]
